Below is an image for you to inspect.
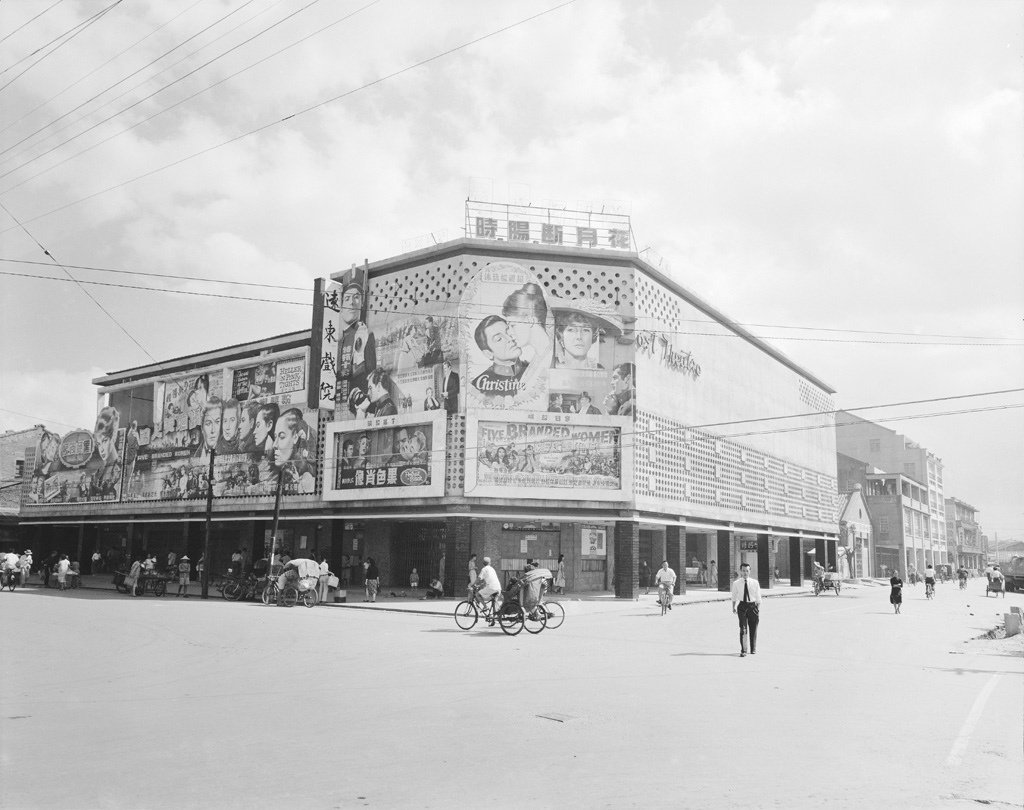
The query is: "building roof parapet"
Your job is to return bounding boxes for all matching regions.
[341,236,835,394]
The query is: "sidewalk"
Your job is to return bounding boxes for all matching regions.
[36,573,883,616]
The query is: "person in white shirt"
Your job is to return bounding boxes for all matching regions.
[730,563,762,657]
[654,561,677,610]
[923,564,935,585]
[473,557,502,608]
[56,554,71,590]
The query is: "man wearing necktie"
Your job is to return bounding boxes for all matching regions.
[731,562,762,657]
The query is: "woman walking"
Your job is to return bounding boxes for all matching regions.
[364,557,380,602]
[554,554,566,594]
[889,569,903,614]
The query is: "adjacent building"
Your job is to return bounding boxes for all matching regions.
[945,497,982,571]
[835,412,948,565]
[837,483,873,578]
[0,425,43,546]
[16,202,840,595]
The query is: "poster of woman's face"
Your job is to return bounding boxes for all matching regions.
[460,263,552,411]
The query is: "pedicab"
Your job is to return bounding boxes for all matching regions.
[985,571,1006,598]
[812,570,841,596]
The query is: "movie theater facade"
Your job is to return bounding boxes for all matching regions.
[20,209,839,596]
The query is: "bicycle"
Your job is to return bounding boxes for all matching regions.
[925,580,935,600]
[958,577,967,591]
[453,593,525,635]
[657,583,672,615]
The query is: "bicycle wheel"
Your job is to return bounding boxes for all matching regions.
[498,603,524,636]
[261,585,276,606]
[282,587,298,607]
[302,589,318,608]
[154,581,167,597]
[7,574,16,592]
[661,592,669,616]
[223,581,242,601]
[542,601,565,629]
[524,604,547,634]
[453,600,478,630]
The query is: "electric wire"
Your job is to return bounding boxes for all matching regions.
[0,0,579,232]
[0,1,123,93]
[2,257,1021,344]
[0,0,332,185]
[0,202,158,364]
[4,269,1023,348]
[0,0,207,139]
[0,0,270,157]
[0,0,66,47]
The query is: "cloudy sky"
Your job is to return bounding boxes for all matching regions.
[1,0,1021,540]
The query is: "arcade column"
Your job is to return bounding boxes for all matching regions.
[614,520,639,599]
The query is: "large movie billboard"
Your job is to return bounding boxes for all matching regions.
[24,408,126,505]
[459,262,634,418]
[322,410,447,501]
[465,411,630,502]
[124,355,319,500]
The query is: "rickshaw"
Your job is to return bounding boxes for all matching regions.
[812,569,841,596]
[985,572,1006,598]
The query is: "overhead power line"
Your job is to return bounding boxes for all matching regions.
[2,257,1022,344]
[0,0,579,230]
[0,0,331,184]
[0,202,158,364]
[0,0,66,47]
[0,0,207,139]
[0,0,268,155]
[4,269,1024,348]
[0,1,123,93]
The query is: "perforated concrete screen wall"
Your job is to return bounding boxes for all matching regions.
[632,271,837,532]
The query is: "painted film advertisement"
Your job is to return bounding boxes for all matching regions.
[24,407,126,505]
[323,410,446,501]
[332,264,461,422]
[125,363,318,500]
[465,412,631,502]
[459,262,633,418]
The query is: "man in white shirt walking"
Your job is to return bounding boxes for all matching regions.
[730,562,762,657]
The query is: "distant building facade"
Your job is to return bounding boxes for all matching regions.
[835,412,948,565]
[945,497,982,571]
[0,425,43,546]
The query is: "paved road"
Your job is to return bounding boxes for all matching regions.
[1,580,1020,810]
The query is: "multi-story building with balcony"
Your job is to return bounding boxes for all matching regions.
[945,497,982,571]
[835,412,948,565]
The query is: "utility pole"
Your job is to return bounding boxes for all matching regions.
[267,471,285,604]
[200,448,216,599]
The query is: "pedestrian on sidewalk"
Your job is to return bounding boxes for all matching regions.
[91,550,103,574]
[709,560,718,588]
[409,568,420,593]
[640,560,651,595]
[364,558,380,602]
[56,555,70,590]
[126,556,142,596]
[889,569,903,614]
[731,562,761,657]
[177,556,191,597]
[554,554,566,594]
[468,554,478,588]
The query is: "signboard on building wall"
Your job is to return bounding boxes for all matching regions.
[308,277,343,410]
[322,410,447,501]
[23,410,125,506]
[582,525,607,557]
[121,353,318,501]
[460,263,633,417]
[465,411,631,502]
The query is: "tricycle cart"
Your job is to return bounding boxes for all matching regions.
[812,571,841,596]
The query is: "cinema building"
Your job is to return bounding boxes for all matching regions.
[18,203,839,596]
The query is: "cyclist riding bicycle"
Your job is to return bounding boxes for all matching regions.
[924,563,936,596]
[654,561,677,610]
[472,556,502,610]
